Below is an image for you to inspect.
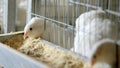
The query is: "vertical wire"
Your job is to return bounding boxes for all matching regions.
[54,0,57,45]
[70,0,74,50]
[76,0,80,53]
[34,0,36,17]
[86,0,89,11]
[45,0,47,18]
[65,0,67,48]
[53,0,56,44]
[39,0,41,16]
[72,0,75,50]
[97,0,99,7]
[62,0,64,48]
[72,0,75,24]
[57,0,61,46]
[76,0,78,17]
[107,0,110,39]
[50,0,53,42]
[33,0,35,17]
[72,0,75,51]
[55,0,58,45]
[55,0,59,45]
[66,0,70,49]
[75,0,79,53]
[56,0,59,44]
[35,0,37,16]
[47,0,50,41]
[63,0,66,48]
[48,0,51,42]
[44,0,46,30]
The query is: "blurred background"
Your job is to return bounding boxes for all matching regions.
[0,0,119,51]
[0,0,27,33]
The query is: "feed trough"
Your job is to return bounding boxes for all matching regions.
[0,31,88,68]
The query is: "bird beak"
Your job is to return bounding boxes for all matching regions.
[24,32,28,39]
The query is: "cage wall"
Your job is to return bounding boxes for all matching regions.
[27,0,120,50]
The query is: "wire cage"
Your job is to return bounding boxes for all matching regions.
[27,0,120,67]
[27,0,76,49]
[27,0,120,48]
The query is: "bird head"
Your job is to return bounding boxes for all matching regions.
[24,17,44,39]
[24,23,33,39]
[89,39,116,68]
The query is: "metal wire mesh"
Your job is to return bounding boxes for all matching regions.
[29,0,120,49]
[29,0,75,49]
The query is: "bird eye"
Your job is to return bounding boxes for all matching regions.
[30,28,32,31]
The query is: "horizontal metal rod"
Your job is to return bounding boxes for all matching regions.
[70,1,120,17]
[105,10,120,17]
[69,0,102,9]
[31,13,75,30]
